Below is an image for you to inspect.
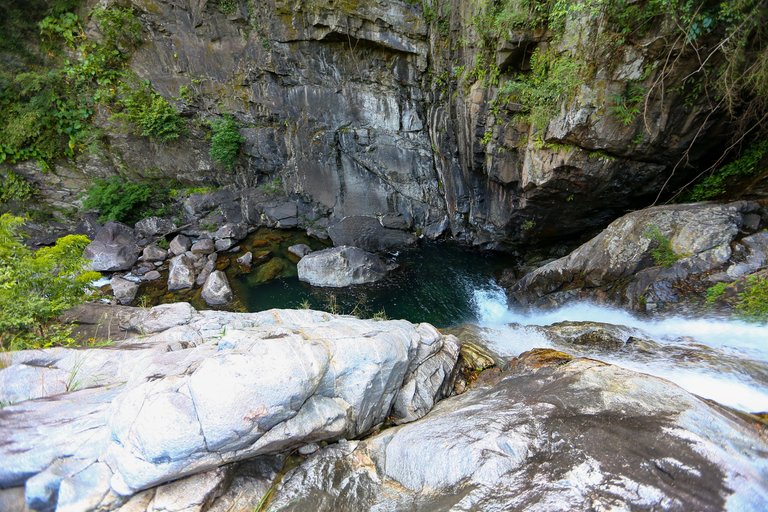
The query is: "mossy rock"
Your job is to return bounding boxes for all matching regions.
[248,258,287,285]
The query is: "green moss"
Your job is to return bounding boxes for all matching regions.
[210,114,244,170]
[705,282,728,304]
[644,225,681,267]
[498,48,584,130]
[686,141,768,201]
[736,275,768,322]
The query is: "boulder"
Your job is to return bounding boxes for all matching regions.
[167,255,195,290]
[142,270,161,282]
[264,203,298,228]
[111,276,140,305]
[190,238,215,255]
[139,245,167,262]
[236,251,253,267]
[168,235,191,256]
[328,216,416,252]
[212,223,248,241]
[269,350,768,511]
[214,238,234,252]
[509,201,762,310]
[201,271,233,306]
[134,217,176,240]
[297,246,391,287]
[84,222,140,272]
[287,244,312,258]
[0,307,459,511]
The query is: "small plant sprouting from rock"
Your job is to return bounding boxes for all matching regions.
[611,82,645,126]
[644,226,681,267]
[209,114,244,170]
[705,282,729,304]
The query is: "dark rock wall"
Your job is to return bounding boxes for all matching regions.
[20,0,738,248]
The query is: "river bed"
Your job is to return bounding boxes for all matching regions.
[152,231,768,414]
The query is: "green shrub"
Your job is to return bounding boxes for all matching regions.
[498,48,583,129]
[611,82,645,126]
[0,214,101,350]
[210,114,244,170]
[735,275,768,322]
[0,6,143,168]
[644,225,681,267]
[687,141,768,201]
[0,171,34,208]
[115,80,186,142]
[83,177,153,222]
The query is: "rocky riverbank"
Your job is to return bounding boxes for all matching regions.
[1,303,766,511]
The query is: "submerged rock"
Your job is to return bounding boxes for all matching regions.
[84,222,140,272]
[0,306,459,510]
[297,246,391,287]
[269,350,768,511]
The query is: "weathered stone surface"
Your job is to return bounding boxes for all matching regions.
[328,216,417,252]
[200,271,233,306]
[297,246,391,287]
[139,245,167,262]
[111,277,140,306]
[168,235,191,257]
[190,238,215,255]
[134,217,176,240]
[84,222,140,272]
[509,201,761,310]
[0,364,69,405]
[236,251,253,267]
[270,351,768,511]
[142,270,161,282]
[0,306,459,511]
[287,244,311,258]
[167,254,195,290]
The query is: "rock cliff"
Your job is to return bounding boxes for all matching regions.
[7,0,760,249]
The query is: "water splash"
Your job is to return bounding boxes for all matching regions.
[470,281,768,412]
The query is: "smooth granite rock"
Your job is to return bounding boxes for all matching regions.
[297,246,391,287]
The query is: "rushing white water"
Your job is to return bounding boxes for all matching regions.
[470,282,768,412]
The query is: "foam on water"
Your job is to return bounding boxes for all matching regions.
[470,281,768,412]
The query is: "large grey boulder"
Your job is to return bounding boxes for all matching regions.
[328,216,416,252]
[134,217,176,240]
[84,222,140,272]
[269,350,768,511]
[167,254,195,290]
[200,270,233,306]
[297,246,392,287]
[509,201,762,309]
[0,307,459,511]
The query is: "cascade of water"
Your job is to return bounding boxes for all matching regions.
[469,280,768,412]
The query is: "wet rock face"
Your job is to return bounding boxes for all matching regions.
[508,201,764,310]
[0,306,459,510]
[269,351,768,511]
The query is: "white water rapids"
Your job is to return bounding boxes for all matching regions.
[470,283,768,413]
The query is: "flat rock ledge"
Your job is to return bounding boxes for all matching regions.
[0,304,459,512]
